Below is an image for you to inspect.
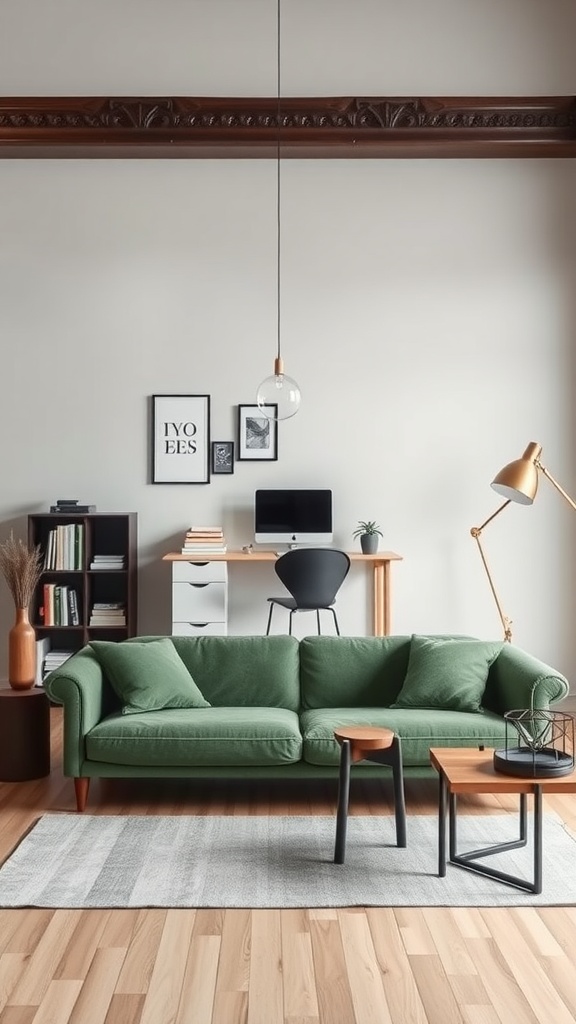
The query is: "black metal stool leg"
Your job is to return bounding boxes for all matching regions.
[265,602,274,635]
[334,739,351,864]
[390,736,407,847]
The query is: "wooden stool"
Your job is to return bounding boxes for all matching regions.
[334,725,406,864]
[0,687,50,781]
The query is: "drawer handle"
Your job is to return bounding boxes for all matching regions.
[188,583,209,589]
[188,622,209,628]
[190,562,209,567]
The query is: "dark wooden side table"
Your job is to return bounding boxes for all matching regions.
[333,725,407,864]
[0,686,50,781]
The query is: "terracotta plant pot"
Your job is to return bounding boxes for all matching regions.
[8,607,36,690]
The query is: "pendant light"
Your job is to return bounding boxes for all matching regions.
[256,0,301,421]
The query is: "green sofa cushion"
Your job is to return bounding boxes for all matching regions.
[300,707,507,768]
[300,635,411,710]
[168,635,301,711]
[86,706,302,767]
[390,635,503,713]
[89,638,211,715]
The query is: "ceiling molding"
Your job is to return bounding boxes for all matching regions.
[1,95,575,158]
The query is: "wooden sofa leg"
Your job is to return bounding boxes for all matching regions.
[74,778,90,812]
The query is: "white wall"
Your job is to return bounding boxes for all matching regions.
[1,1,576,683]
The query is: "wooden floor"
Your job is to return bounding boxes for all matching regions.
[1,708,576,1024]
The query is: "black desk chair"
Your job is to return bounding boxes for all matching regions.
[265,548,351,636]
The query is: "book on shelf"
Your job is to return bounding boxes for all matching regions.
[68,588,80,626]
[34,637,51,686]
[89,616,126,625]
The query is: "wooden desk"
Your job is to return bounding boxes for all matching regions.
[163,550,402,636]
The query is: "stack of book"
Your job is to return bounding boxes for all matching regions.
[43,649,74,676]
[50,499,96,514]
[181,526,227,554]
[89,554,126,570]
[89,602,127,627]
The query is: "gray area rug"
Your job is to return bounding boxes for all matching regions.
[1,813,575,908]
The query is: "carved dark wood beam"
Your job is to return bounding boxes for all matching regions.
[0,95,575,158]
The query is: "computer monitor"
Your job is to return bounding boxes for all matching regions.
[254,489,333,546]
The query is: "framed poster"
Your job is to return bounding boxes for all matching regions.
[152,394,210,483]
[211,440,234,475]
[237,404,278,461]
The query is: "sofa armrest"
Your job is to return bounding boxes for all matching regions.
[485,643,569,715]
[44,647,113,776]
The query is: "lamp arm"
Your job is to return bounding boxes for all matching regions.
[470,499,513,643]
[537,461,576,513]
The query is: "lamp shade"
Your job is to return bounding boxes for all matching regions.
[491,441,542,505]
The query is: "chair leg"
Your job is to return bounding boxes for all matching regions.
[266,602,274,635]
[331,608,341,636]
[316,609,321,635]
[289,610,294,636]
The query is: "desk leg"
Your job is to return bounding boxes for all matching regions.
[438,774,447,877]
[334,740,351,864]
[373,562,388,637]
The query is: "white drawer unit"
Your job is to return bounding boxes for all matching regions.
[171,561,228,636]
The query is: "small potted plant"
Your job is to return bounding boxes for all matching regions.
[353,520,383,555]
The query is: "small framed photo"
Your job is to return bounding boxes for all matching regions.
[152,394,210,484]
[211,440,234,475]
[237,404,278,461]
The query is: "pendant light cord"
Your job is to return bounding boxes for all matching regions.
[276,0,281,365]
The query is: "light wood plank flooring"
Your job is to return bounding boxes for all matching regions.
[0,706,575,1024]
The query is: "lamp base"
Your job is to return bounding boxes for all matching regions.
[493,746,574,778]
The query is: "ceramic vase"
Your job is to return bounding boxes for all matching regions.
[8,607,36,690]
[360,534,379,554]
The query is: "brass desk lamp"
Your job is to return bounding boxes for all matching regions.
[472,441,575,777]
[471,441,576,643]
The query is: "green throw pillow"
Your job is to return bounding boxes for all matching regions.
[89,638,211,715]
[390,635,503,713]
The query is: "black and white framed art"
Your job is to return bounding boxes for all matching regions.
[152,394,210,483]
[211,440,235,475]
[237,404,278,461]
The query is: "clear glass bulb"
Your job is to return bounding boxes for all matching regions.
[257,368,301,420]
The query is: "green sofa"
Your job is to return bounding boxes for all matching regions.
[44,634,569,811]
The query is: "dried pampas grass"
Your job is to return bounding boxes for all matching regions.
[0,533,43,609]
